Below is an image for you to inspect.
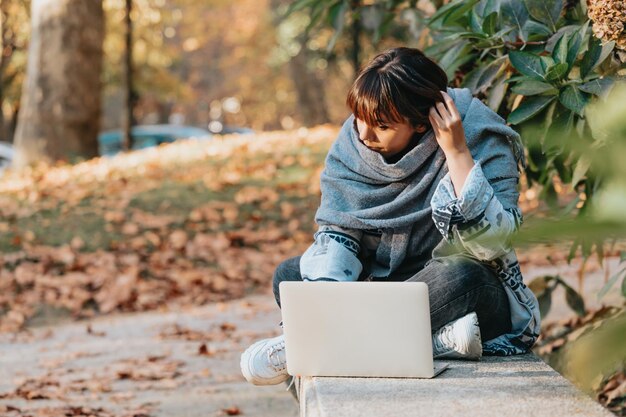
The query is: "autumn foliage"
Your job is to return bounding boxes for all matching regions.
[0,126,337,332]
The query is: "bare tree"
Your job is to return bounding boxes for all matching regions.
[350,0,362,77]
[122,0,136,151]
[13,0,104,167]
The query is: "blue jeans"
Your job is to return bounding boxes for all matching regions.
[272,255,512,342]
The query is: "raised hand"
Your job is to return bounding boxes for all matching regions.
[429,90,474,196]
[428,91,469,156]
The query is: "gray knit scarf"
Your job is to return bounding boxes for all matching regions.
[315,87,524,277]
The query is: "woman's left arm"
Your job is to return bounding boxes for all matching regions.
[429,91,521,261]
[431,163,522,260]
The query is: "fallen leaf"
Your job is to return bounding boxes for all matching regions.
[222,406,242,416]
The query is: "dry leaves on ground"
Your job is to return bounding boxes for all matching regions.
[0,127,338,333]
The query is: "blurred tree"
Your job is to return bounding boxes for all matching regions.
[103,0,192,129]
[13,0,104,166]
[272,0,330,126]
[122,0,136,151]
[0,0,30,143]
[288,34,331,126]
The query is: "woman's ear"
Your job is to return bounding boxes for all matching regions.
[415,124,428,133]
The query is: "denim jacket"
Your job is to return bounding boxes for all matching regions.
[300,162,541,355]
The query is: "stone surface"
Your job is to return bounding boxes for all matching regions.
[299,354,614,417]
[0,294,298,417]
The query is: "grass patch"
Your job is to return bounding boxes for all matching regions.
[0,202,126,252]
[128,180,226,215]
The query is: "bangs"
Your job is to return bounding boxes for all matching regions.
[346,70,406,127]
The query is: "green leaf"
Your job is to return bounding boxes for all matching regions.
[546,25,579,53]
[528,275,550,294]
[501,0,529,42]
[479,0,500,18]
[509,51,546,80]
[537,290,552,318]
[597,267,626,300]
[428,0,479,27]
[522,20,553,37]
[559,85,589,116]
[482,12,497,36]
[568,238,581,263]
[540,55,556,70]
[571,154,591,187]
[448,52,479,80]
[544,107,574,153]
[424,36,461,57]
[469,8,483,33]
[492,26,515,40]
[284,0,321,17]
[567,20,590,68]
[578,77,616,98]
[564,283,586,316]
[596,240,605,267]
[560,194,581,216]
[529,276,556,318]
[505,75,528,84]
[536,99,557,145]
[462,56,508,94]
[511,80,557,95]
[443,0,481,25]
[306,2,327,34]
[487,73,509,112]
[523,0,563,32]
[477,56,507,89]
[508,95,555,124]
[461,66,485,92]
[582,237,593,260]
[544,62,569,82]
[580,38,616,79]
[325,0,348,53]
[552,32,570,65]
[458,31,489,40]
[439,41,473,79]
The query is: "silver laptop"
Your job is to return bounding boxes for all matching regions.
[279,281,449,378]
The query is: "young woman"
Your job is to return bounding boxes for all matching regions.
[240,47,540,386]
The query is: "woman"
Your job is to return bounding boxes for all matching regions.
[240,47,540,386]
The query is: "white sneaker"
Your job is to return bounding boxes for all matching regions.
[240,334,289,385]
[432,312,482,360]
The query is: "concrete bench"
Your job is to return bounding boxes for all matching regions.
[291,353,613,417]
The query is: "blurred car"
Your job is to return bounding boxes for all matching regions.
[0,142,14,174]
[220,125,255,135]
[206,121,255,135]
[98,124,213,156]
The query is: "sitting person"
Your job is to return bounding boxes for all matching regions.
[240,47,541,386]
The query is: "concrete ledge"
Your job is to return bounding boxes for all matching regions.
[296,354,613,417]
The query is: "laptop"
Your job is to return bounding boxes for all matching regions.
[279,281,449,378]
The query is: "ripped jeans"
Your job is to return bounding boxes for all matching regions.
[272,254,512,343]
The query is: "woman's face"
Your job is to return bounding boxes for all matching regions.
[355,118,427,158]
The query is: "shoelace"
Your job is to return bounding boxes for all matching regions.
[267,340,287,372]
[433,324,456,354]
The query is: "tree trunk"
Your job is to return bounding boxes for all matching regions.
[350,0,362,78]
[122,0,135,151]
[13,0,103,167]
[288,36,330,127]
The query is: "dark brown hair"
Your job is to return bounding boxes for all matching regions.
[346,47,448,128]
